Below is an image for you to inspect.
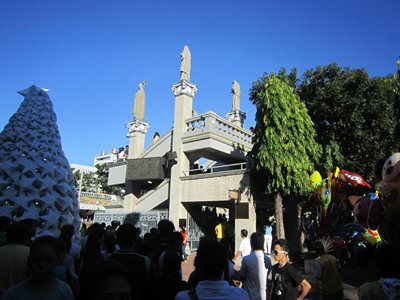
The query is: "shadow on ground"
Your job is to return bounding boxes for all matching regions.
[339,259,380,287]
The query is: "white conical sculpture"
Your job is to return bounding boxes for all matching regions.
[0,85,80,244]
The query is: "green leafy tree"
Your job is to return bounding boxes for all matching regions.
[250,75,321,239]
[277,67,299,89]
[393,59,400,144]
[71,169,98,192]
[297,63,397,180]
[257,68,342,173]
[81,172,98,192]
[95,163,123,196]
[71,165,123,196]
[71,168,80,188]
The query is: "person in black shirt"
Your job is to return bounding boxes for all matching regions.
[270,239,311,300]
[108,224,154,300]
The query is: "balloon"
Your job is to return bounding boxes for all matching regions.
[354,193,377,228]
[362,228,380,245]
[353,195,368,228]
[381,153,400,206]
[332,167,340,179]
[367,192,382,230]
[374,153,400,245]
[310,171,322,190]
[382,153,400,184]
[381,154,400,220]
[320,181,331,208]
[368,228,381,243]
[339,170,372,189]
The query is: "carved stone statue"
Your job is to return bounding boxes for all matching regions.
[133,81,146,120]
[180,45,191,82]
[231,80,240,111]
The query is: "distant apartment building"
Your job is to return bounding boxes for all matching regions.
[70,163,96,174]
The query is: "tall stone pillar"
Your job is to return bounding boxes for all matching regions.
[169,79,197,227]
[124,82,150,212]
[126,119,149,159]
[227,110,246,127]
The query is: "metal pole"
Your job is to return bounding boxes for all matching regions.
[78,170,83,202]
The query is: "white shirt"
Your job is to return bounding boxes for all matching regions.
[240,250,272,300]
[239,237,251,257]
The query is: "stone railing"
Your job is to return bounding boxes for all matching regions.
[94,210,168,233]
[184,162,247,176]
[185,111,253,150]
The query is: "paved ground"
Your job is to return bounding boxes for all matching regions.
[181,252,196,282]
[181,252,380,299]
[340,259,380,287]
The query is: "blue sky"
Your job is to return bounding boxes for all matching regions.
[1,1,399,166]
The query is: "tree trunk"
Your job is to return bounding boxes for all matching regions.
[275,192,285,239]
[297,204,306,253]
[283,197,301,261]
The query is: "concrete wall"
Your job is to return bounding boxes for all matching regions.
[181,171,246,201]
[181,170,256,252]
[108,163,127,186]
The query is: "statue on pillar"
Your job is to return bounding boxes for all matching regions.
[226,80,246,127]
[133,81,147,121]
[231,80,241,111]
[180,45,191,82]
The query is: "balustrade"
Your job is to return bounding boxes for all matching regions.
[184,112,252,147]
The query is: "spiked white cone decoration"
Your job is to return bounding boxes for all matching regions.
[0,85,80,243]
[317,237,335,253]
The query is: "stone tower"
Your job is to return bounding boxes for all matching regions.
[169,45,197,225]
[124,81,150,211]
[0,85,80,243]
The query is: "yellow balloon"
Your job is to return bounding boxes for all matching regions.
[333,167,340,179]
[310,171,322,189]
[363,229,381,245]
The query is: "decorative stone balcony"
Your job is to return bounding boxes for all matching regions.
[184,111,253,152]
[108,112,253,186]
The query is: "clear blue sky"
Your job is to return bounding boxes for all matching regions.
[1,1,399,166]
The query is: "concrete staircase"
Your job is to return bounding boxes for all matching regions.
[134,178,170,212]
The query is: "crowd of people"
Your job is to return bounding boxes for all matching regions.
[0,216,399,300]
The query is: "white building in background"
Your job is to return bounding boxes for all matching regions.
[94,148,128,166]
[94,151,117,165]
[70,163,96,174]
